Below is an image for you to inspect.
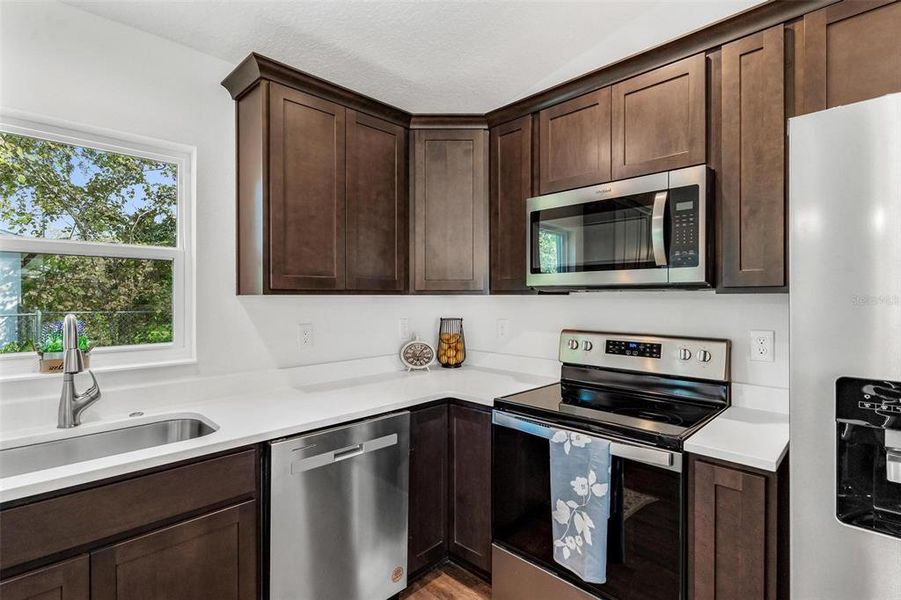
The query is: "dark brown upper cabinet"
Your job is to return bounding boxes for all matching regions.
[490,115,532,293]
[346,110,408,291]
[538,88,611,194]
[611,53,706,179]
[269,83,347,291]
[225,54,410,294]
[719,26,786,289]
[801,0,901,114]
[412,129,489,293]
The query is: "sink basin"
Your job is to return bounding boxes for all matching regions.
[0,417,218,479]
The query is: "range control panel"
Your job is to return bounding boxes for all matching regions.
[605,339,662,359]
[559,330,730,382]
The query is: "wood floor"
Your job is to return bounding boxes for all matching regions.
[401,563,491,600]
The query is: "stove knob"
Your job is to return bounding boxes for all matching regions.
[582,340,593,351]
[697,349,712,363]
[568,339,580,350]
[678,348,692,361]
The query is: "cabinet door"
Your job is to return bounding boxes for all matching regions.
[346,110,407,291]
[802,0,901,113]
[408,404,449,577]
[490,115,532,293]
[91,502,256,600]
[412,129,489,292]
[0,556,88,600]
[612,54,706,179]
[269,83,346,291]
[448,403,492,575]
[690,460,767,600]
[538,88,611,194]
[720,26,786,289]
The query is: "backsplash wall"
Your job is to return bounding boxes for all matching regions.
[240,292,788,388]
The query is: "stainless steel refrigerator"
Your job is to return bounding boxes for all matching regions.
[789,93,901,599]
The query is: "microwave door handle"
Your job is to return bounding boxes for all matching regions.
[651,191,668,267]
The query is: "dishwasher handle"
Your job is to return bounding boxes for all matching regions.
[290,433,398,475]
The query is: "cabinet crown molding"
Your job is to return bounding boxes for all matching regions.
[221,52,412,127]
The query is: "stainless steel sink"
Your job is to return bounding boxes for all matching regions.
[0,417,218,478]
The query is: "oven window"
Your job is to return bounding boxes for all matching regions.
[530,191,662,274]
[493,423,682,600]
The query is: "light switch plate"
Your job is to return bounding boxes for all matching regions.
[749,330,774,362]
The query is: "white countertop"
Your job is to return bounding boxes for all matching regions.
[0,366,556,503]
[1,360,790,503]
[684,406,789,472]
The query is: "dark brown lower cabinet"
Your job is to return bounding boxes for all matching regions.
[91,502,257,600]
[688,454,789,600]
[408,403,449,577]
[0,555,89,600]
[0,449,259,600]
[448,403,492,576]
[408,400,492,581]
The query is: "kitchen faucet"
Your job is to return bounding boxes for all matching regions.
[57,313,101,428]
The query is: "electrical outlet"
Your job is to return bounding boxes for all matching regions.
[298,323,314,350]
[497,319,510,340]
[749,330,774,362]
[398,318,409,339]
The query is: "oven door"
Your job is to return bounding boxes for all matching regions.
[526,171,669,289]
[492,410,684,600]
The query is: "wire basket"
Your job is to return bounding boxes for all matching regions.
[437,317,465,368]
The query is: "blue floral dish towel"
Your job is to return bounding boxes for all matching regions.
[550,428,611,583]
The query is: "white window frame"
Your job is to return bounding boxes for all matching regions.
[0,111,196,380]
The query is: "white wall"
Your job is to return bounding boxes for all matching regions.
[0,1,789,406]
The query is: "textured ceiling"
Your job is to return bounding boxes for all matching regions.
[63,0,763,113]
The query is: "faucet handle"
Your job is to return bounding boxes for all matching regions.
[82,370,101,398]
[62,314,84,374]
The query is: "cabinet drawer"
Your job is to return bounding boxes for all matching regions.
[0,449,256,571]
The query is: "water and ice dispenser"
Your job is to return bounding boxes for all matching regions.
[836,377,901,539]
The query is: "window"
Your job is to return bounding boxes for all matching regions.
[0,115,194,376]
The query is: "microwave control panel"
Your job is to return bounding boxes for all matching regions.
[669,186,699,268]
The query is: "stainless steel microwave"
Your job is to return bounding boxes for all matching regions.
[526,165,712,289]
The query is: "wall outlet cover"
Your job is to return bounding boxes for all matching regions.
[298,323,314,350]
[749,330,774,362]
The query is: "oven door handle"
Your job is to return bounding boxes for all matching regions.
[651,191,668,267]
[492,410,680,471]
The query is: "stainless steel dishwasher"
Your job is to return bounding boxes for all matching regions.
[269,411,410,600]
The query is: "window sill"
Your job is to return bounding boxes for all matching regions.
[0,348,197,383]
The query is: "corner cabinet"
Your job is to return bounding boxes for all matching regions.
[226,55,410,294]
[489,115,533,293]
[408,400,492,581]
[688,454,789,600]
[411,129,489,293]
[408,403,449,578]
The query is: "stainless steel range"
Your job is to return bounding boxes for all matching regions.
[492,330,730,600]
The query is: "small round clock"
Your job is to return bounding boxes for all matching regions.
[400,337,435,371]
